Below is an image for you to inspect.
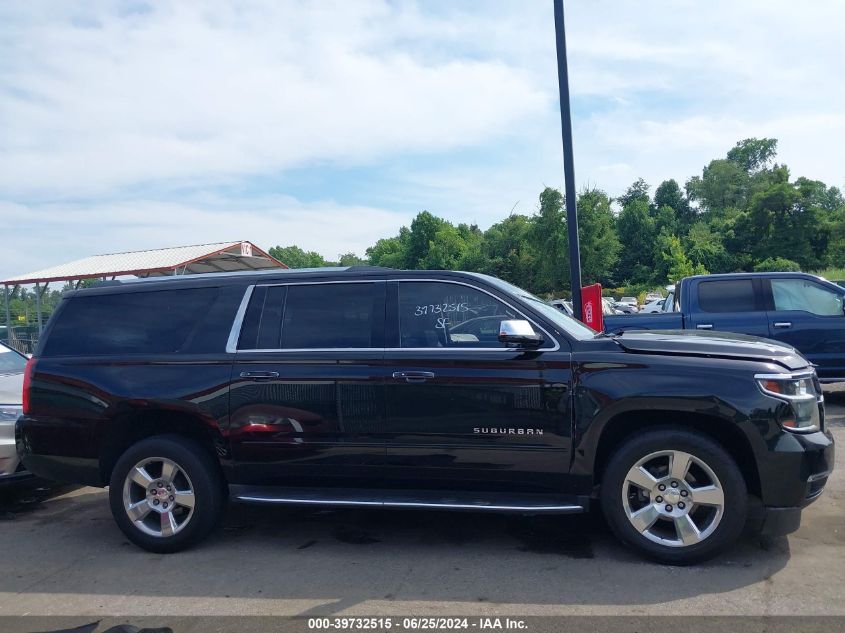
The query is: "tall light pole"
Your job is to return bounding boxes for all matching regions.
[553,0,584,321]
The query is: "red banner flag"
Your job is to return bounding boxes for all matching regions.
[580,283,603,332]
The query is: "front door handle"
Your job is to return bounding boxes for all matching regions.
[239,371,280,379]
[773,322,792,329]
[392,371,435,383]
[696,324,713,330]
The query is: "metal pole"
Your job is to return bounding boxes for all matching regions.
[35,283,43,335]
[553,0,584,321]
[3,285,10,343]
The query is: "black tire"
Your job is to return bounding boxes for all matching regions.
[109,434,224,553]
[600,428,747,565]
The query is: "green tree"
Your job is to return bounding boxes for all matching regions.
[481,214,536,289]
[617,178,650,209]
[528,187,569,294]
[576,188,621,286]
[753,257,801,272]
[654,179,694,230]
[268,245,330,268]
[654,230,705,283]
[337,252,368,267]
[727,138,778,172]
[366,228,409,269]
[684,221,730,273]
[422,223,469,270]
[616,197,656,284]
[404,211,448,269]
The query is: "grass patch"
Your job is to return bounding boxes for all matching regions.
[811,268,845,281]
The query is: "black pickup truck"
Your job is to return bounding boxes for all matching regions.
[16,268,833,564]
[604,272,845,382]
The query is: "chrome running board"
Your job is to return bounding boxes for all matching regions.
[229,485,587,515]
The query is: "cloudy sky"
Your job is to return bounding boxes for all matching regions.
[1,0,843,277]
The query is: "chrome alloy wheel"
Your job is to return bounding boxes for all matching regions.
[622,450,725,548]
[121,457,196,538]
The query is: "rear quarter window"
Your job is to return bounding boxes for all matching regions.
[41,287,224,356]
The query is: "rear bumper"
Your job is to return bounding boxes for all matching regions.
[16,416,103,487]
[18,453,101,487]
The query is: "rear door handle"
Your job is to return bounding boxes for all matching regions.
[773,322,792,329]
[392,371,435,383]
[239,371,280,379]
[695,324,713,330]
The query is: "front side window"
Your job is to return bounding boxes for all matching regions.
[281,283,375,349]
[398,281,520,348]
[771,279,844,316]
[698,279,756,313]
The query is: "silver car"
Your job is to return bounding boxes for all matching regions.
[0,342,29,486]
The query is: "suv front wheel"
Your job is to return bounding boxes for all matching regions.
[109,435,224,553]
[600,428,747,565]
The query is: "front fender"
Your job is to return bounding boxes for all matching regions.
[569,352,783,481]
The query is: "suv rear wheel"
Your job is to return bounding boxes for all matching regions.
[600,428,747,565]
[108,435,224,553]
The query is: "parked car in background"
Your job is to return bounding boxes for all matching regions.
[641,298,665,313]
[549,299,574,317]
[602,298,624,315]
[17,268,834,564]
[644,292,663,303]
[619,296,638,309]
[0,342,32,486]
[604,272,845,382]
[613,301,638,314]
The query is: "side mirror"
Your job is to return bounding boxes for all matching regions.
[498,319,543,348]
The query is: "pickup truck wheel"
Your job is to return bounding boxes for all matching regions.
[600,429,747,565]
[108,435,224,553]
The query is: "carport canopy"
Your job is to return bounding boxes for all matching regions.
[1,240,288,336]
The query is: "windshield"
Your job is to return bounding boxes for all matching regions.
[469,273,598,340]
[0,344,26,374]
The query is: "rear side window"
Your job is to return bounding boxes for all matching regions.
[237,286,287,350]
[42,288,219,356]
[697,280,756,313]
[282,283,376,349]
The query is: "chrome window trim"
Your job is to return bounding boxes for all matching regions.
[227,277,561,353]
[225,285,256,354]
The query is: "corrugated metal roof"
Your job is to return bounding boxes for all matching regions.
[2,241,287,285]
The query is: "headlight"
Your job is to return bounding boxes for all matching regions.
[0,405,23,422]
[755,373,821,432]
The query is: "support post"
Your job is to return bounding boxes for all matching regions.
[3,285,10,343]
[553,0,584,321]
[35,283,43,335]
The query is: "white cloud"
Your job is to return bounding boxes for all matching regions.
[0,196,411,279]
[0,1,546,197]
[1,0,845,280]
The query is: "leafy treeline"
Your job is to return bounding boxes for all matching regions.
[269,138,845,296]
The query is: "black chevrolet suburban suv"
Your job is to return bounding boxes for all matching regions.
[16,268,834,564]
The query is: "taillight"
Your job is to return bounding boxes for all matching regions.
[22,357,35,415]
